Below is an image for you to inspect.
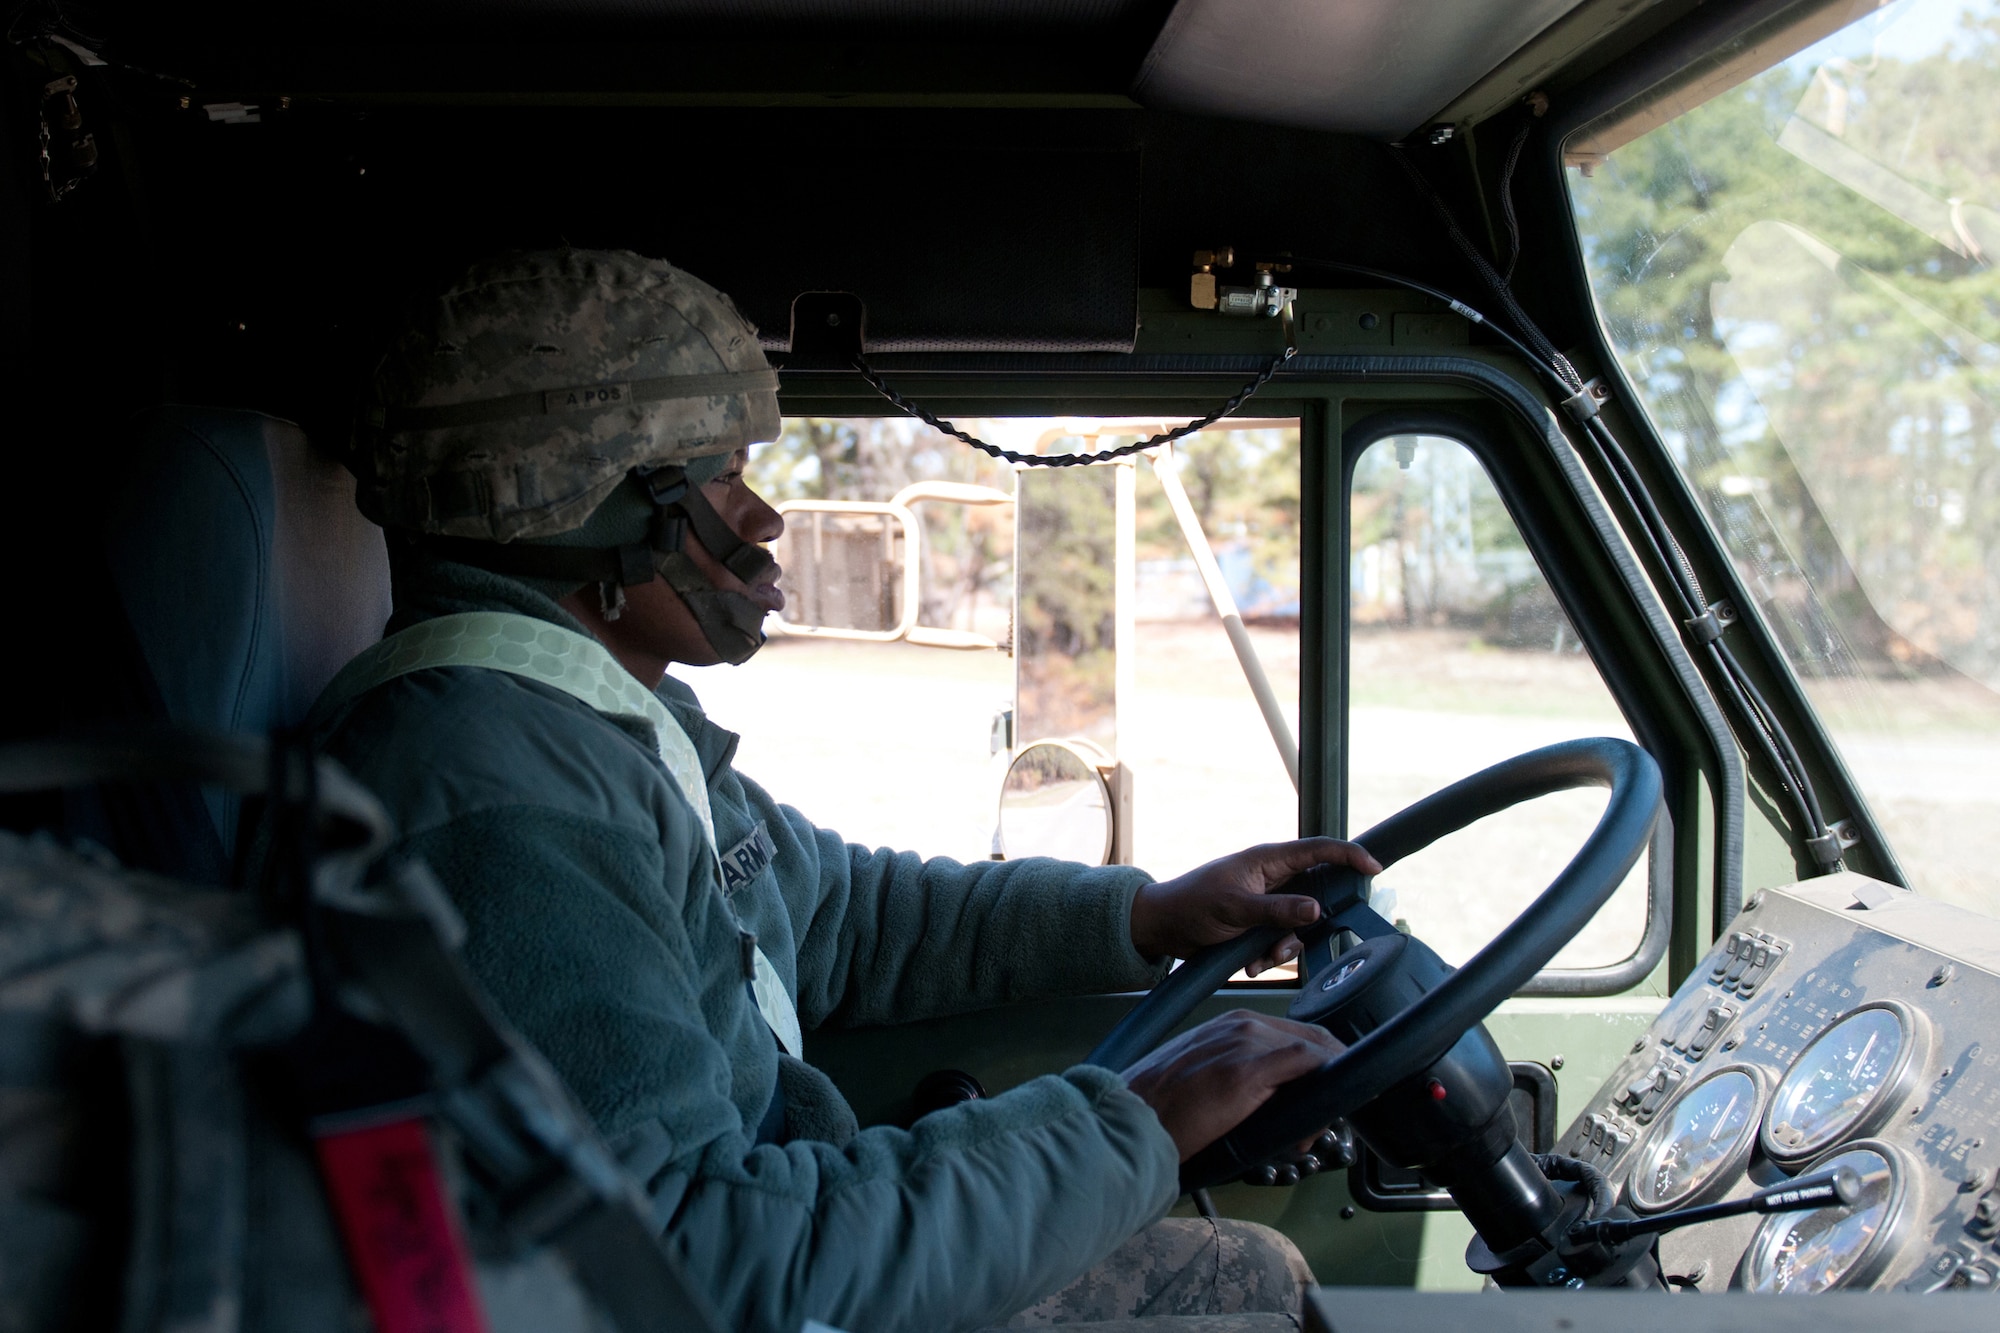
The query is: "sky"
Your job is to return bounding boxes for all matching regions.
[1789,0,1997,72]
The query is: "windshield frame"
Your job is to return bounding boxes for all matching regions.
[1542,0,1928,895]
[783,358,1731,992]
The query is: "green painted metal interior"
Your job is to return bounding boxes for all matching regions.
[785,307,1842,1287]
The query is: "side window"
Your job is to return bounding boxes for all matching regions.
[1347,434,1649,970]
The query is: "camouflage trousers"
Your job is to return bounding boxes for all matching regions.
[993,1217,1313,1331]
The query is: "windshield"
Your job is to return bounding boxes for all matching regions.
[708,417,1303,884]
[1570,0,2000,913]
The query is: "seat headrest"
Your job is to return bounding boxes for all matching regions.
[105,407,391,853]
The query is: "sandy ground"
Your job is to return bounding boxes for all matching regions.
[680,621,1654,969]
[1800,676,2000,915]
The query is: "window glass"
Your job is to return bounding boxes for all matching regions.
[1130,423,1302,880]
[1570,0,2000,912]
[705,418,1015,858]
[1347,435,1647,968]
[685,419,1301,891]
[1016,465,1120,753]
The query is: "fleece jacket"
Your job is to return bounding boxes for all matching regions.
[309,555,1181,1333]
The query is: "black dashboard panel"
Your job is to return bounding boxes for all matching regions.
[1556,873,2000,1293]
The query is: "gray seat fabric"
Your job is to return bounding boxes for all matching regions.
[104,406,391,856]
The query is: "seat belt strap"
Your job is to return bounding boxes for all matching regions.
[317,612,804,1055]
[0,729,729,1333]
[326,862,732,1333]
[314,1117,488,1333]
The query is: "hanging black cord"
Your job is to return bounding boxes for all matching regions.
[1387,145,1587,391]
[1284,257,1574,391]
[1586,419,1710,606]
[1574,411,1831,845]
[1498,121,1533,290]
[849,347,1298,467]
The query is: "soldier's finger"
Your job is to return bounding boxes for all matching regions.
[1248,837,1383,884]
[1246,933,1301,976]
[1222,891,1320,931]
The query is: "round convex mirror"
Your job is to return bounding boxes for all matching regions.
[999,741,1114,865]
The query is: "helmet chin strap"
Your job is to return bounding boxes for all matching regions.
[630,466,777,666]
[418,461,778,665]
[652,554,769,665]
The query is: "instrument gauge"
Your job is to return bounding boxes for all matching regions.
[1761,1001,1924,1163]
[1738,1142,1915,1292]
[1627,1066,1764,1212]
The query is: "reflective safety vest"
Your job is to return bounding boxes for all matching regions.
[317,611,806,1054]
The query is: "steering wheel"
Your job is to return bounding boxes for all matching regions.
[1088,736,1661,1194]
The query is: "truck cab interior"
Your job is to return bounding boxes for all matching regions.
[10,0,2000,1325]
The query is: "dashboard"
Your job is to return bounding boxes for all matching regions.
[1555,872,2000,1293]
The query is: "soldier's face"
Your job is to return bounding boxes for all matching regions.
[680,446,787,620]
[576,449,785,673]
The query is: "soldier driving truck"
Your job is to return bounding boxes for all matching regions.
[24,1,2000,1328]
[311,246,1383,1331]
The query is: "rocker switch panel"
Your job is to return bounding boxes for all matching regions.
[1685,1002,1737,1060]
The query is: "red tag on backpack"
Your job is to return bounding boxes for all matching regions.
[315,1117,489,1333]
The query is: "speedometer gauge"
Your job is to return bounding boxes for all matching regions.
[1761,1002,1924,1163]
[1627,1066,1764,1212]
[1738,1143,1915,1292]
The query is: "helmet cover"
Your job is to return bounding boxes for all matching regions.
[361,248,780,542]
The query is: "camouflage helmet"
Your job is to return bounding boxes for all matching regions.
[360,248,780,542]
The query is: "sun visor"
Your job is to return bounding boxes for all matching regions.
[138,108,1145,388]
[390,128,1141,354]
[711,148,1142,354]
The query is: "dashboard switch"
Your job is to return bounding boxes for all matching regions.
[1905,1244,1995,1291]
[1969,1188,2000,1241]
[1737,937,1788,996]
[1722,936,1755,987]
[1635,1065,1685,1123]
[1687,1003,1737,1059]
[1620,1049,1681,1118]
[1712,933,1745,983]
[1574,1113,1634,1167]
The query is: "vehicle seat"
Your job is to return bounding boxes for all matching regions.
[101,406,392,862]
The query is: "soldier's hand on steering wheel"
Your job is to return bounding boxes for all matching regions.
[1129,838,1383,976]
[1120,1011,1345,1161]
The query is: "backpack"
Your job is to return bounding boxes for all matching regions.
[0,730,725,1333]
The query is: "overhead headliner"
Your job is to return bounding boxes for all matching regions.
[1133,0,1590,139]
[85,0,1639,138]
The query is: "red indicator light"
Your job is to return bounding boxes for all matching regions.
[1427,1079,1447,1101]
